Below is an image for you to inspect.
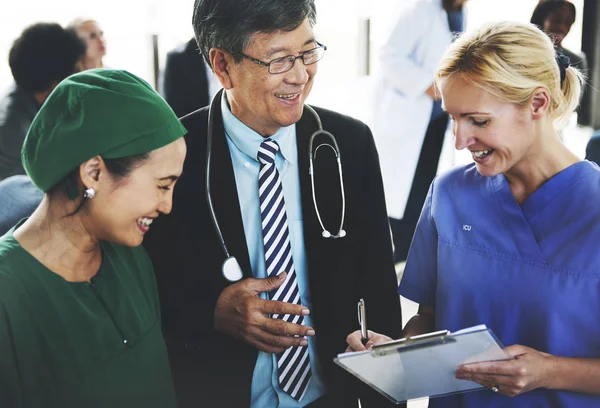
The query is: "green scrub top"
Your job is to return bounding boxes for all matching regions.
[0,221,177,408]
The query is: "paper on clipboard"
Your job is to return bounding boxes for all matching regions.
[334,325,510,404]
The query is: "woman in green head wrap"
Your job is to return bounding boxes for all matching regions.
[0,69,187,407]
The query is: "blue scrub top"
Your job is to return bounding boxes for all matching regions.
[399,161,600,407]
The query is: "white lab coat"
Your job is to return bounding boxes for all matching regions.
[371,0,452,219]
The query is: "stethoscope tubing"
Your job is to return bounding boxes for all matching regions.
[205,93,346,281]
[205,94,231,258]
[307,125,347,239]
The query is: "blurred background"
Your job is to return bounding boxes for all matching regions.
[0,0,592,166]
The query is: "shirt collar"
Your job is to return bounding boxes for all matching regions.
[220,91,296,164]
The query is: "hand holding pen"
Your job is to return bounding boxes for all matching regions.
[345,299,393,352]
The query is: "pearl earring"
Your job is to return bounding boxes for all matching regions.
[84,187,96,199]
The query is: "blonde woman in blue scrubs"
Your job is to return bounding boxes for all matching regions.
[348,21,600,407]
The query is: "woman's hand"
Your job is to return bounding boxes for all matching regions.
[455,344,555,397]
[346,330,393,352]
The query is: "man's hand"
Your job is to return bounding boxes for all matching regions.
[214,272,315,353]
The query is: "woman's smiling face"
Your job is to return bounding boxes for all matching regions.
[440,74,536,178]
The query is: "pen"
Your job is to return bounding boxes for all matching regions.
[357,298,368,346]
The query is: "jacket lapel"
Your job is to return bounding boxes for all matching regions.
[297,107,321,246]
[296,106,345,325]
[297,107,345,238]
[208,92,253,278]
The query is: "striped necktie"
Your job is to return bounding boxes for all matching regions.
[257,139,312,401]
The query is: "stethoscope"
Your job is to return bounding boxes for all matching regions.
[205,93,346,282]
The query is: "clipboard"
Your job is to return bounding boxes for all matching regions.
[334,325,510,404]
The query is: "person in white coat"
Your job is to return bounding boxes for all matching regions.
[372,0,466,262]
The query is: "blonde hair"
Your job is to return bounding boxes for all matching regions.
[436,21,584,128]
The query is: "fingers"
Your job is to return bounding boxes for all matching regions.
[346,330,367,352]
[248,325,310,353]
[455,368,525,397]
[456,373,522,397]
[364,331,393,349]
[456,369,511,384]
[237,275,311,317]
[217,277,317,354]
[261,299,310,318]
[254,298,315,339]
[260,315,315,337]
[475,380,518,397]
[259,330,309,348]
[346,330,392,351]
[251,333,307,354]
[458,360,517,376]
[253,339,289,354]
[505,344,530,357]
[245,272,288,293]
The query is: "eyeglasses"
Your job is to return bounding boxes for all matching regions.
[230,42,327,74]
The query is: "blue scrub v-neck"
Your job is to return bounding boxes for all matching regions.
[400,161,600,408]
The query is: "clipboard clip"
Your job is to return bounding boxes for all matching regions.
[372,329,452,356]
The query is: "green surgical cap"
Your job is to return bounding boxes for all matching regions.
[22,68,187,193]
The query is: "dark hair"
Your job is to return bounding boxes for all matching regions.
[192,0,317,65]
[442,0,465,11]
[8,23,86,93]
[442,0,453,11]
[530,0,576,28]
[103,153,151,181]
[49,152,151,213]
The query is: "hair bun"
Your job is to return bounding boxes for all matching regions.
[556,52,571,84]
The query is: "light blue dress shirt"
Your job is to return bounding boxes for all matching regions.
[221,94,326,407]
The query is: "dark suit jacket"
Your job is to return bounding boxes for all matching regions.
[161,39,210,118]
[144,93,402,407]
[586,131,600,165]
[0,175,43,235]
[558,46,591,127]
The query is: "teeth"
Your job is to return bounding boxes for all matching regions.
[276,93,299,100]
[472,149,492,158]
[137,217,153,227]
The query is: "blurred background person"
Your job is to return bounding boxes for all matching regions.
[585,130,600,164]
[371,0,467,264]
[0,69,187,407]
[0,22,85,181]
[530,0,585,71]
[160,37,221,117]
[68,18,107,70]
[530,0,589,125]
[0,175,43,235]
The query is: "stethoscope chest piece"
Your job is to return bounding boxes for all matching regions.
[222,256,243,282]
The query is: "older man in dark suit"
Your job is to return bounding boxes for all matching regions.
[144,0,402,407]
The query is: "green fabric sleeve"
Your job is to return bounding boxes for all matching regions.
[0,300,23,407]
